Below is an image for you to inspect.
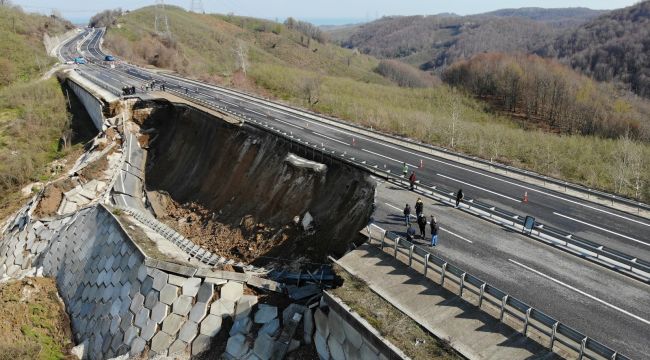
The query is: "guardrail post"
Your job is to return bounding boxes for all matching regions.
[440,263,447,286]
[394,237,399,258]
[478,283,486,308]
[408,245,414,267]
[579,337,587,359]
[423,254,430,277]
[380,230,386,249]
[499,295,509,322]
[549,322,559,350]
[459,273,466,296]
[523,307,532,336]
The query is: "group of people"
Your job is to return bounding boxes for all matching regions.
[403,198,440,247]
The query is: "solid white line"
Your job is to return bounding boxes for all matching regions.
[509,259,650,326]
[247,109,267,117]
[312,132,349,146]
[221,99,239,107]
[440,228,473,243]
[384,202,472,243]
[272,117,305,130]
[437,173,522,203]
[362,148,418,168]
[259,107,650,228]
[553,212,649,247]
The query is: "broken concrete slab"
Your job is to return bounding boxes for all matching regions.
[209,298,235,318]
[151,331,173,355]
[182,277,201,297]
[162,313,184,336]
[196,282,214,303]
[191,334,212,356]
[189,301,209,323]
[151,302,170,324]
[160,283,180,305]
[220,281,244,302]
[172,295,193,316]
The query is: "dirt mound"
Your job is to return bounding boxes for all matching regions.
[33,178,77,218]
[143,103,375,264]
[0,277,74,359]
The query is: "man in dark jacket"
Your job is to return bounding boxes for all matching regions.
[415,198,423,217]
[456,189,464,207]
[403,204,411,226]
[417,214,427,239]
[430,216,439,246]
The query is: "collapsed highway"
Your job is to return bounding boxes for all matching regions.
[40,27,650,359]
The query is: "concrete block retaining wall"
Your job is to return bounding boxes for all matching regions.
[313,291,409,360]
[0,204,254,359]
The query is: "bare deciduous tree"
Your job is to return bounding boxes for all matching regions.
[234,40,248,76]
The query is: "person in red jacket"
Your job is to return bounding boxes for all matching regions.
[409,171,416,190]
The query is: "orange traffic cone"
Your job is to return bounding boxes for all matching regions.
[523,191,528,203]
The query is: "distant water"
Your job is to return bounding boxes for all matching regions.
[299,18,369,26]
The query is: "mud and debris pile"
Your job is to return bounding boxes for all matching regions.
[142,103,376,266]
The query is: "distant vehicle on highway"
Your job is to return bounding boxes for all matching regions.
[65,60,75,65]
[104,55,115,61]
[74,57,86,64]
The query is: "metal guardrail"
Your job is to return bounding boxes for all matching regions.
[171,78,650,216]
[147,87,650,283]
[364,224,632,360]
[71,50,650,280]
[117,207,269,274]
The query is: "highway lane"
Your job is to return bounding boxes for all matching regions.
[56,27,650,357]
[373,182,650,358]
[64,29,650,260]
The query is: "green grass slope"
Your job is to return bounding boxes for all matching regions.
[105,6,650,201]
[0,4,75,214]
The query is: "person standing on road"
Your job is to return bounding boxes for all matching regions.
[418,214,427,239]
[430,216,439,246]
[409,171,417,190]
[415,198,423,217]
[455,189,464,208]
[403,204,411,226]
[402,162,408,177]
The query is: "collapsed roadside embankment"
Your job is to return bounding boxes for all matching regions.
[139,102,376,265]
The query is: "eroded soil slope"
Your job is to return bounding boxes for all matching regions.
[142,103,375,265]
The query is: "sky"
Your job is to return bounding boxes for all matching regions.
[11,0,640,25]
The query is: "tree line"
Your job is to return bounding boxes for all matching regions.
[442,52,650,141]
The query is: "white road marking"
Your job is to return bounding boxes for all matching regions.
[441,228,473,243]
[273,117,305,130]
[312,132,349,145]
[221,99,239,107]
[101,45,648,229]
[247,109,267,117]
[362,148,418,168]
[383,203,473,244]
[509,259,650,326]
[553,212,649,247]
[247,105,650,228]
[437,173,522,203]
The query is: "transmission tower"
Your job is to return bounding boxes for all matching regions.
[154,0,171,36]
[189,0,204,13]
